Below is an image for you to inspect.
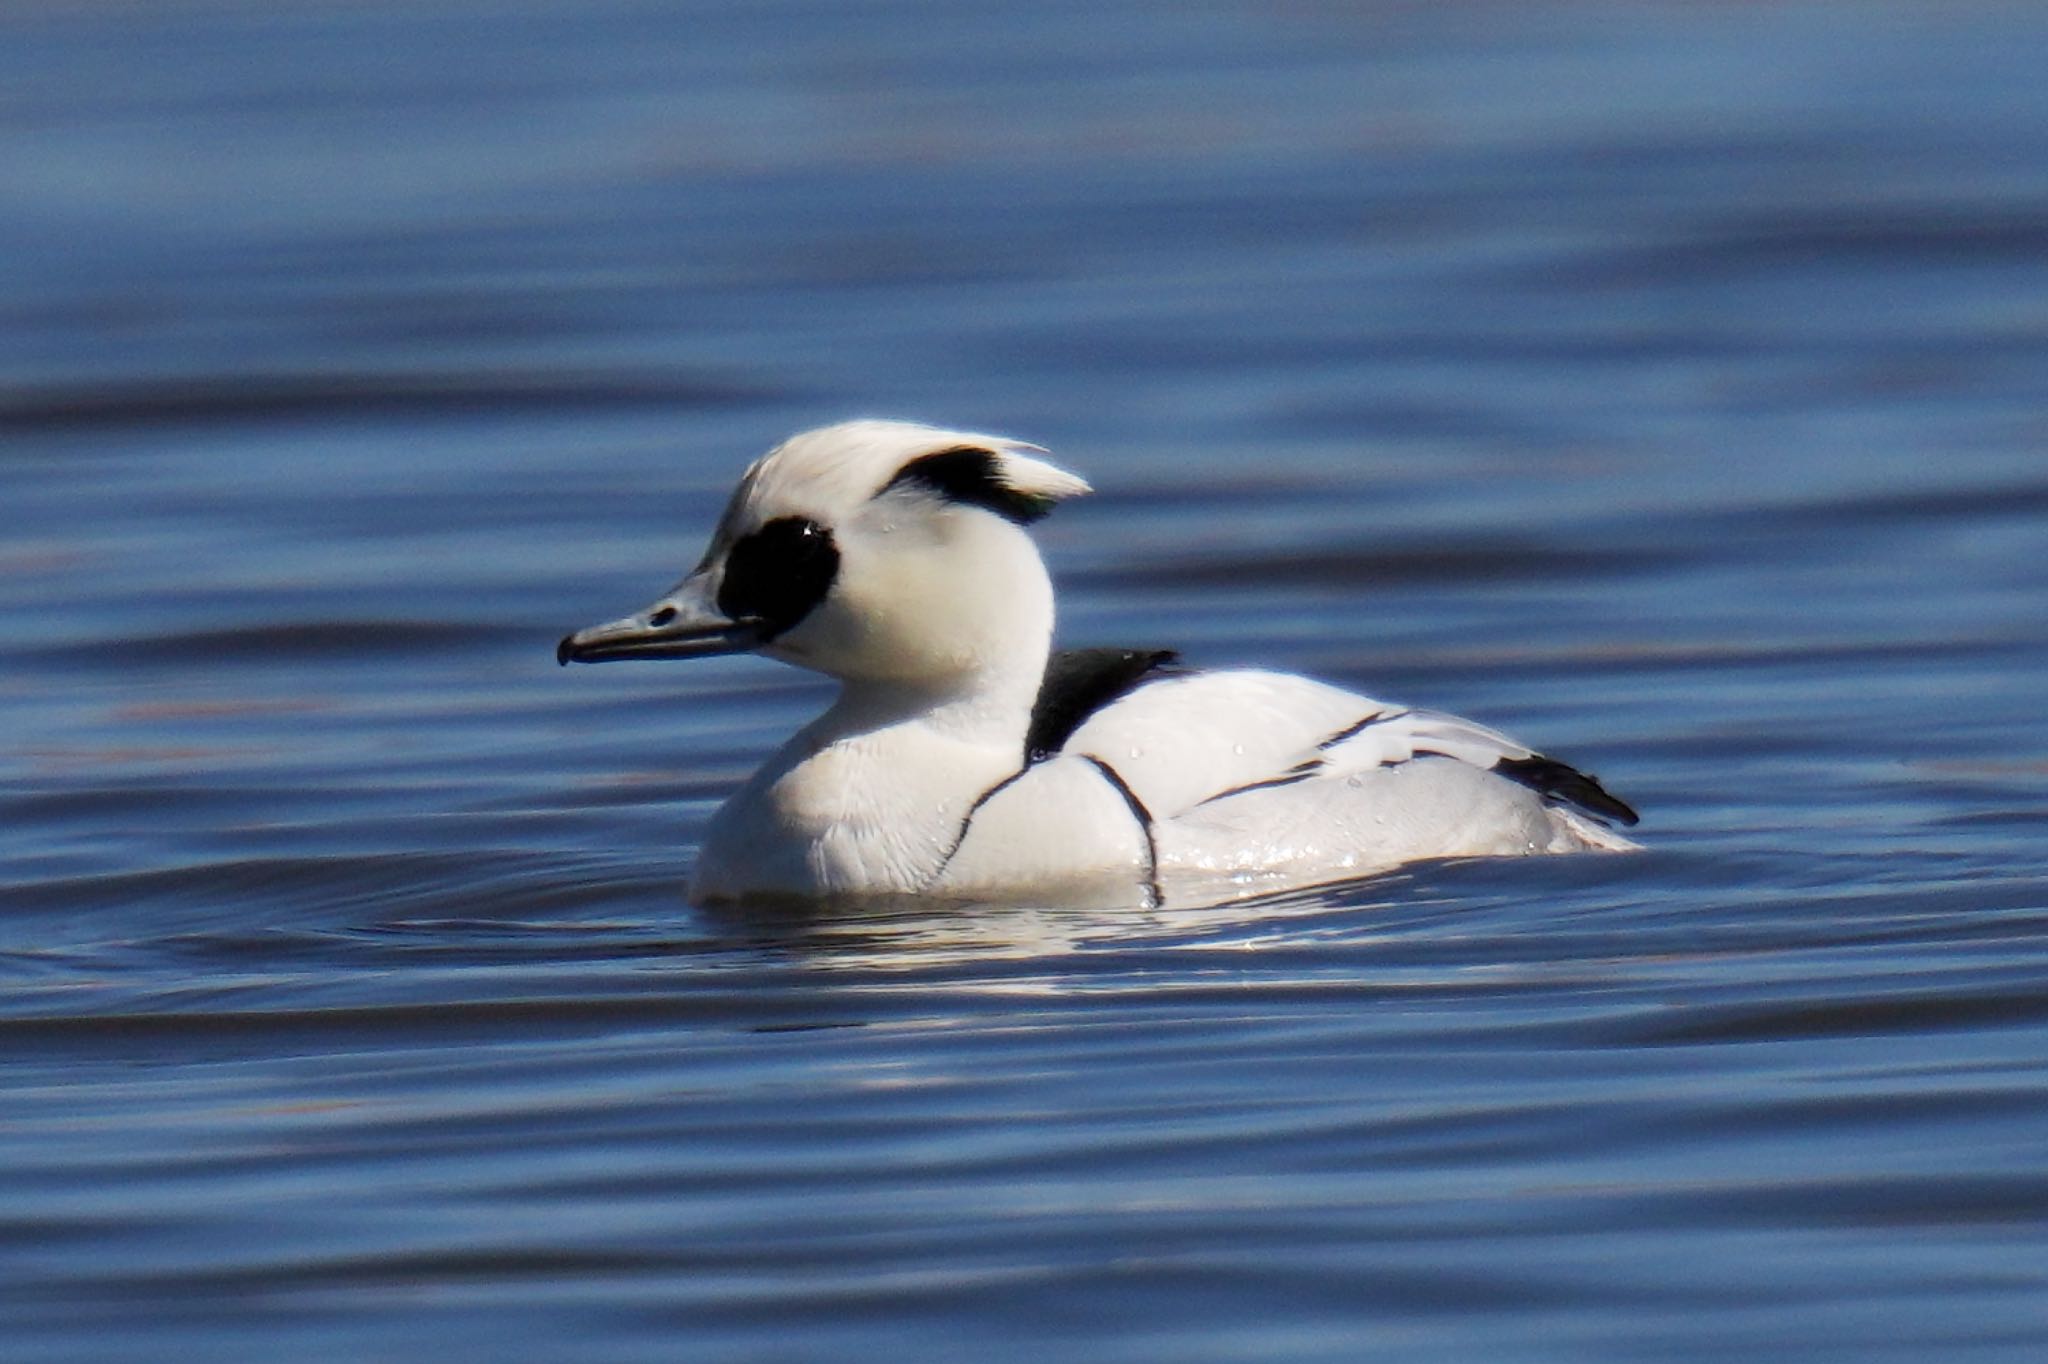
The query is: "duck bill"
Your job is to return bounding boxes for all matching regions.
[557,576,764,665]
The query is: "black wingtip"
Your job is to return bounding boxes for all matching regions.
[556,633,576,666]
[1493,754,1639,827]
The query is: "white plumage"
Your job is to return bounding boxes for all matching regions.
[560,420,1637,907]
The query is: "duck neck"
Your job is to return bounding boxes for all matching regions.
[790,519,1059,762]
[822,640,1048,759]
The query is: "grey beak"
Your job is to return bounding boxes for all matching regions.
[556,573,765,665]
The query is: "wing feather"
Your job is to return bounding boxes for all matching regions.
[1061,668,1634,828]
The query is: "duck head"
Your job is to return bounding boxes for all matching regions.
[558,420,1091,687]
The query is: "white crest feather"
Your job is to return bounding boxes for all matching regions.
[985,442,1091,504]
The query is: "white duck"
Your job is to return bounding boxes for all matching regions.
[560,420,1638,907]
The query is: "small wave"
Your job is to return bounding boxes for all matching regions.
[27,618,517,666]
[0,369,778,435]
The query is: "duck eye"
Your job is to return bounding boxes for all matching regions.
[717,516,840,639]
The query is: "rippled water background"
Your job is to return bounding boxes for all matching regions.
[6,2,2048,1359]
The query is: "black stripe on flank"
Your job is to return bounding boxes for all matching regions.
[881,445,1058,525]
[1317,709,1401,750]
[1082,756,1161,909]
[1198,766,1320,806]
[1494,754,1640,827]
[925,768,1030,888]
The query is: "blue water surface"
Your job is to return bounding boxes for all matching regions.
[4,2,2047,1360]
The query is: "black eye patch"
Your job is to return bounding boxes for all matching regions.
[717,516,840,639]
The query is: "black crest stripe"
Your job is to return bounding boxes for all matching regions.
[880,446,1057,525]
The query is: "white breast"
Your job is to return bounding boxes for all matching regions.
[691,715,1021,899]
